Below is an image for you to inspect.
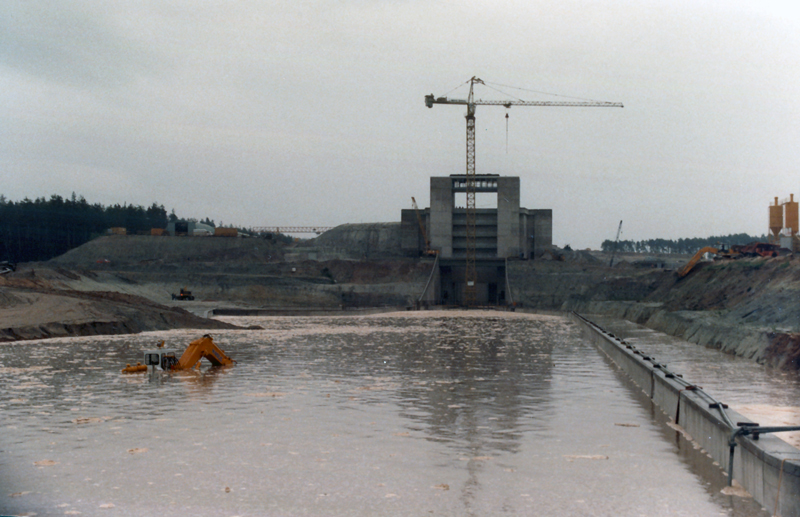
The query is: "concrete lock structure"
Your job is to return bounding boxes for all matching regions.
[401,174,552,306]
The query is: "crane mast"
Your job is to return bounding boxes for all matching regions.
[425,77,623,306]
[609,220,623,267]
[463,79,479,305]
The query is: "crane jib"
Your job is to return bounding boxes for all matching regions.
[425,96,623,109]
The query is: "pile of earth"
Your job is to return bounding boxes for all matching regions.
[0,233,433,342]
[0,269,239,342]
[49,234,289,268]
[297,223,406,259]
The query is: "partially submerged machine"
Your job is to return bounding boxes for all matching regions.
[122,334,234,373]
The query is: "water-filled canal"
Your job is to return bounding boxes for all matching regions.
[1,311,771,515]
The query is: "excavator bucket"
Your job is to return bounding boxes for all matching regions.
[176,335,234,370]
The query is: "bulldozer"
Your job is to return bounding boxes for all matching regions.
[0,261,15,275]
[171,287,195,301]
[122,335,234,373]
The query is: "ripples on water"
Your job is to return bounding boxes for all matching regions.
[0,311,769,516]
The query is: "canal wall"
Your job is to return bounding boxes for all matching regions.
[572,312,800,517]
[567,300,777,365]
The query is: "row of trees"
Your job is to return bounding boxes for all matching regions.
[0,194,293,263]
[0,194,169,263]
[600,233,769,255]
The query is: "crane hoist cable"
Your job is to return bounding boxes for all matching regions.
[505,112,509,154]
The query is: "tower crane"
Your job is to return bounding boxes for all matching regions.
[609,220,623,267]
[425,77,623,306]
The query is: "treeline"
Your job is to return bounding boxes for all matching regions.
[600,233,769,255]
[0,194,169,263]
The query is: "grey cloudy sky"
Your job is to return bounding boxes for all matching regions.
[2,0,799,249]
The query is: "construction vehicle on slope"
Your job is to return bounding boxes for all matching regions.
[122,334,234,373]
[609,220,622,267]
[677,246,718,278]
[677,241,777,278]
[734,242,779,258]
[0,261,15,275]
[171,287,195,301]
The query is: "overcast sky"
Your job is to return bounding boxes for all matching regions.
[2,1,799,249]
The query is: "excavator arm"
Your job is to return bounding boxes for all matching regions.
[176,334,234,369]
[677,246,718,278]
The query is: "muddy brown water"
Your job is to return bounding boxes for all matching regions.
[0,311,773,516]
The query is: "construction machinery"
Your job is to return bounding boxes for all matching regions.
[735,242,779,258]
[677,243,776,278]
[171,287,195,301]
[122,334,234,373]
[677,246,718,278]
[609,220,623,267]
[411,197,436,256]
[425,77,622,305]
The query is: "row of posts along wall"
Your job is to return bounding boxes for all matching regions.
[572,313,800,517]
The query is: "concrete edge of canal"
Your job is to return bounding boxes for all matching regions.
[571,312,800,517]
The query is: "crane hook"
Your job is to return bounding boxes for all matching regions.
[505,112,509,154]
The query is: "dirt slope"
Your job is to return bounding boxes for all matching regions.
[533,255,800,370]
[0,271,239,342]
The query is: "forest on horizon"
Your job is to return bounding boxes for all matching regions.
[599,233,769,255]
[0,193,773,264]
[0,193,216,263]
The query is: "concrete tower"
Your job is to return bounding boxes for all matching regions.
[401,174,553,305]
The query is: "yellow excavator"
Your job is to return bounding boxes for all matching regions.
[122,334,234,373]
[677,244,750,278]
[677,246,718,278]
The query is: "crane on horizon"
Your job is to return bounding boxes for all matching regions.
[425,77,623,306]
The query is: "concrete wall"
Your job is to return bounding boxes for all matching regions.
[572,313,800,517]
[452,210,498,258]
[400,209,423,257]
[429,177,454,257]
[497,177,521,258]
[531,209,553,257]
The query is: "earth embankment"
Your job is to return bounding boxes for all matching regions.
[3,234,800,372]
[507,254,800,370]
[0,234,432,342]
[0,270,239,342]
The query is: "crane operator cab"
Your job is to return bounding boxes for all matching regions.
[143,348,180,374]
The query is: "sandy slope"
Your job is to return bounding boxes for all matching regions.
[0,270,238,341]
